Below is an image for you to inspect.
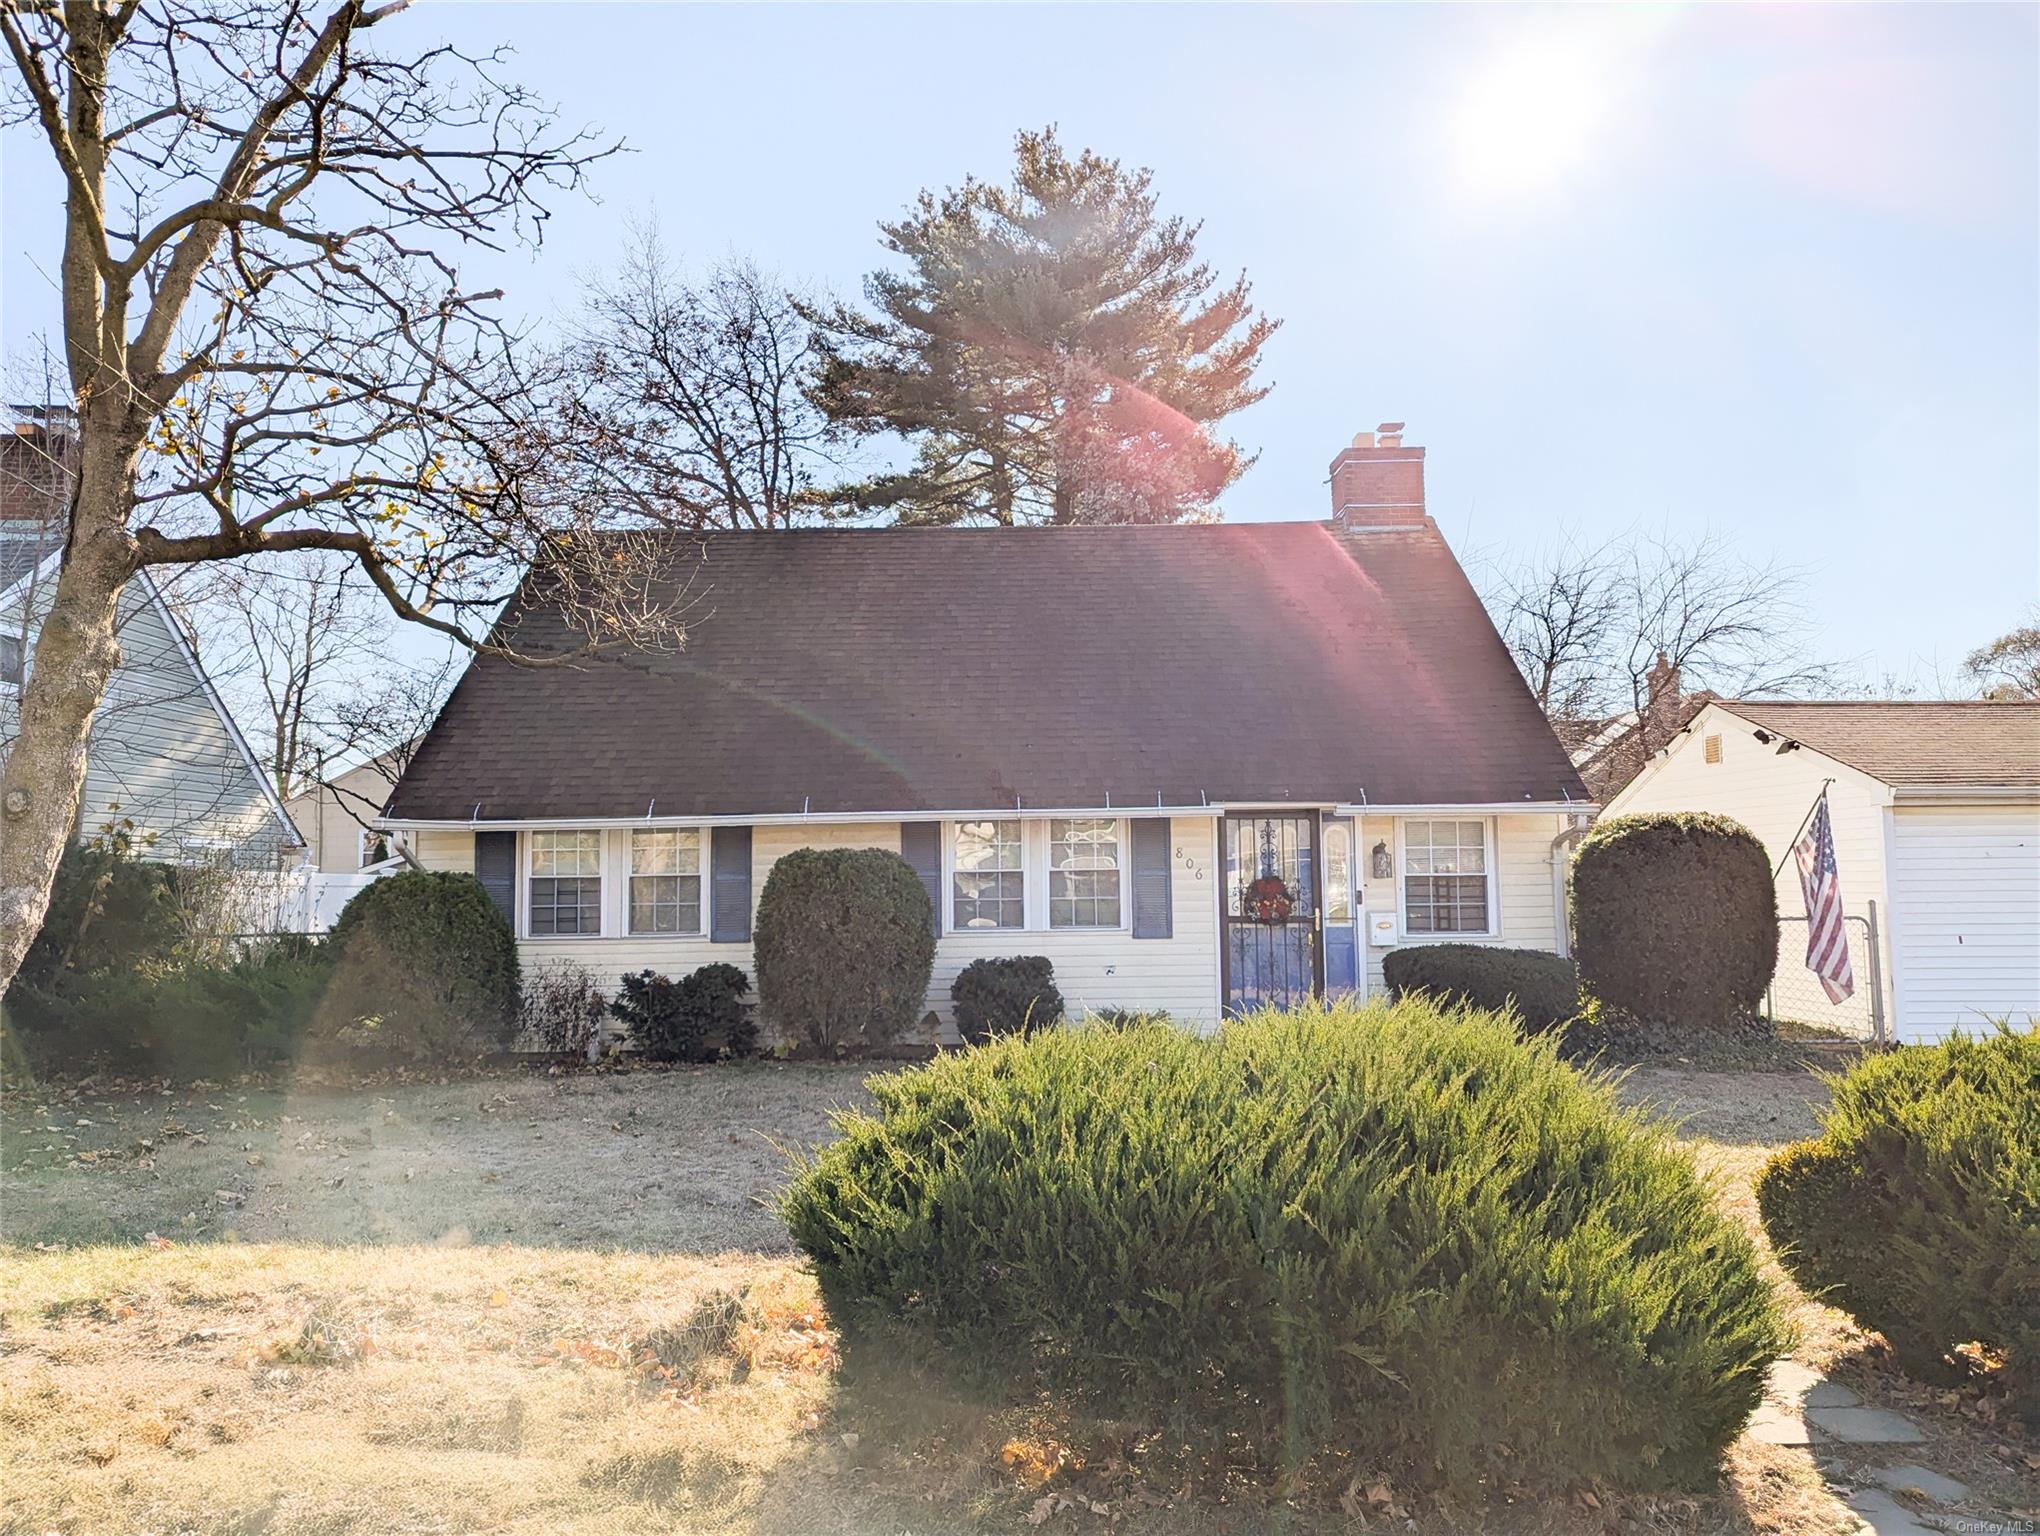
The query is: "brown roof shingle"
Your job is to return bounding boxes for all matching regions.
[387,522,1587,821]
[1716,700,2040,788]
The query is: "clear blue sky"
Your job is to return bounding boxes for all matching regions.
[4,3,2035,685]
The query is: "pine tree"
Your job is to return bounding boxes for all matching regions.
[807,128,1279,526]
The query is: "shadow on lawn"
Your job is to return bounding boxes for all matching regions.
[0,1059,875,1254]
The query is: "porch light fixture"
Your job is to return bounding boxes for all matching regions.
[1371,840,1393,881]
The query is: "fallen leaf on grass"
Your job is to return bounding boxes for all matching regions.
[488,1288,510,1308]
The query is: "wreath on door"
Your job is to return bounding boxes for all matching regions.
[1244,873,1295,925]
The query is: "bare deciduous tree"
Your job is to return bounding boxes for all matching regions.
[1961,612,2040,701]
[0,2,684,997]
[550,226,834,531]
[1481,528,1838,785]
[179,554,391,802]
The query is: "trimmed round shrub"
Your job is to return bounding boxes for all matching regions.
[1758,1027,2038,1412]
[611,963,755,1062]
[950,955,1064,1044]
[317,871,519,1063]
[784,999,1785,1489]
[1570,812,1777,1029]
[1381,943,1580,1034]
[754,847,934,1055]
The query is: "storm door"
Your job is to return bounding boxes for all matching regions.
[1221,813,1323,1014]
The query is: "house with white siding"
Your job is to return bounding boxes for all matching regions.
[1603,700,2040,1042]
[380,428,1592,1040]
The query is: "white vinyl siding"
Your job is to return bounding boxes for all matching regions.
[413,816,1224,1038]
[0,567,298,869]
[1357,813,1568,997]
[1605,705,1894,1038]
[1889,804,2040,1039]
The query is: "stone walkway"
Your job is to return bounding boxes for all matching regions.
[1748,1363,1977,1536]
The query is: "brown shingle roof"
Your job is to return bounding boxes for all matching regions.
[387,522,1588,822]
[1716,700,2040,788]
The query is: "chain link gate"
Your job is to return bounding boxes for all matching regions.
[1766,900,1886,1044]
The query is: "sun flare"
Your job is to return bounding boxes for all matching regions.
[1451,36,1622,200]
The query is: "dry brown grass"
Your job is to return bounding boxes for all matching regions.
[3,1058,2033,1535]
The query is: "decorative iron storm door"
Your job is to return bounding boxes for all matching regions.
[1221,812,1323,1015]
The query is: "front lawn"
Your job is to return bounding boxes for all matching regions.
[1,1060,2032,1534]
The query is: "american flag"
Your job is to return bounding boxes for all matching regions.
[1792,792,1855,1003]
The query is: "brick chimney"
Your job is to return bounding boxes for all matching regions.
[1330,422,1427,531]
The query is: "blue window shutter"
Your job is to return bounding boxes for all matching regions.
[711,826,753,942]
[898,822,942,937]
[474,830,516,929]
[1130,818,1172,940]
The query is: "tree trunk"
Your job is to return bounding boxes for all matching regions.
[0,444,139,1002]
[1052,473,1078,525]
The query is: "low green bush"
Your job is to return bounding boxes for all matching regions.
[1571,812,1777,1030]
[950,955,1064,1044]
[6,937,332,1081]
[610,963,755,1062]
[784,999,1785,1490]
[316,871,519,1063]
[753,848,934,1055]
[1381,943,1580,1034]
[1758,1027,2038,1411]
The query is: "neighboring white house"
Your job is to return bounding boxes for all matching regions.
[1,412,304,884]
[1604,699,2040,1042]
[379,427,1593,1040]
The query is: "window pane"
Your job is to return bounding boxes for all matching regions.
[630,828,701,877]
[953,821,1023,928]
[1323,824,1352,921]
[530,874,601,936]
[1050,818,1122,928]
[533,830,601,877]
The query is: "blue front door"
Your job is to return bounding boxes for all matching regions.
[1222,813,1322,1014]
[1322,817,1359,995]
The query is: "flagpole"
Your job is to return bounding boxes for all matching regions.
[1772,779,1837,879]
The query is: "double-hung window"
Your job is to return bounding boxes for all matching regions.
[952,819,1024,929]
[1401,819,1491,935]
[1048,818,1122,928]
[629,828,702,935]
[529,830,602,936]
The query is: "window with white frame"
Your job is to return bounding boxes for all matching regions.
[529,830,602,936]
[1401,819,1491,934]
[629,827,702,934]
[952,819,1024,929]
[0,634,22,687]
[1048,817,1122,928]
[358,827,392,869]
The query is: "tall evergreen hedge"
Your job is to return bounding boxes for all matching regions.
[784,999,1785,1489]
[1570,811,1777,1029]
[753,847,934,1054]
[1758,1027,2038,1413]
[317,870,520,1062]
